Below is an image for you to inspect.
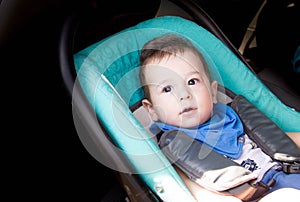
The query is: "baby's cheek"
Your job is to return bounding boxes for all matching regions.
[157,105,178,124]
[152,105,166,121]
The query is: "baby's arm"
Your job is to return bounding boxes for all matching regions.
[286,132,300,148]
[175,166,242,202]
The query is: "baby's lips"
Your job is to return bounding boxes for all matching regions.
[179,107,197,115]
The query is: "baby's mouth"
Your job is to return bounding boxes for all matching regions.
[179,107,197,115]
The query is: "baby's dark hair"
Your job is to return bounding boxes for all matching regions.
[139,34,211,100]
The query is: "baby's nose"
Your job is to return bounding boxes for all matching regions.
[180,95,191,100]
[179,89,191,100]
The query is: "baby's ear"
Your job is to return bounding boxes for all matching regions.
[142,99,159,121]
[211,81,218,104]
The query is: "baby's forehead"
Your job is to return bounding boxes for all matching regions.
[143,64,206,83]
[144,56,206,73]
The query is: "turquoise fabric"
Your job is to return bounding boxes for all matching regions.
[73,16,299,201]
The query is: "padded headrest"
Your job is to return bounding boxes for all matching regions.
[74,16,299,132]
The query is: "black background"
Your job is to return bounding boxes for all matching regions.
[1,0,117,200]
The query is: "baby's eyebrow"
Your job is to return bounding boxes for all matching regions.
[157,78,173,86]
[187,71,201,77]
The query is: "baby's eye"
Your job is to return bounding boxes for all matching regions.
[162,86,172,93]
[188,78,199,85]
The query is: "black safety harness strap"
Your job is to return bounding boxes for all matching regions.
[231,95,300,174]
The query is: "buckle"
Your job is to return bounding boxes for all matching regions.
[282,162,300,174]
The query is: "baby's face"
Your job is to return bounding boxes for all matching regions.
[142,50,218,128]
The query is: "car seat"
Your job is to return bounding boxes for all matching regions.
[59,0,300,201]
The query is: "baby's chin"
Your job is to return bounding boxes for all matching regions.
[173,120,206,129]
